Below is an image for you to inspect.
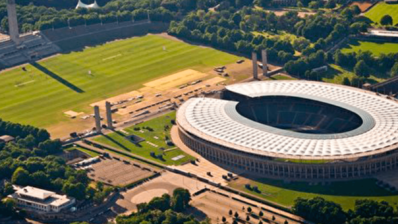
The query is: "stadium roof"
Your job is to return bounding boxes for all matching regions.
[177,81,398,160]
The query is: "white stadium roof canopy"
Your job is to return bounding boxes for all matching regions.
[177,81,398,160]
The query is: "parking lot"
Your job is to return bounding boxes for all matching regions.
[81,156,155,186]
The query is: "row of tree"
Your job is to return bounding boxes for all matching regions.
[0,119,105,208]
[116,188,209,224]
[334,50,398,78]
[293,197,398,224]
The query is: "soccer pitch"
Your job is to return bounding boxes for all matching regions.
[365,2,398,24]
[0,35,238,129]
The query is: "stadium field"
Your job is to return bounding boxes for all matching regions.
[341,39,398,56]
[0,35,238,129]
[364,2,398,24]
[93,111,195,166]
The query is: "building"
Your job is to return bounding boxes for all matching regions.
[76,0,100,9]
[9,186,75,213]
[0,135,15,143]
[176,81,398,180]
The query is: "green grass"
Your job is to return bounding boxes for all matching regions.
[93,111,195,166]
[66,146,100,157]
[269,74,297,80]
[365,2,398,24]
[341,39,398,56]
[274,158,328,164]
[229,178,398,210]
[0,35,238,128]
[321,64,387,85]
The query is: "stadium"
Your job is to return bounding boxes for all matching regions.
[176,81,398,180]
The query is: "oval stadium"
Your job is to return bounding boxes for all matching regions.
[176,81,398,180]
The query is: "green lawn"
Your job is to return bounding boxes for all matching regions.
[93,111,195,166]
[269,74,297,80]
[0,35,238,128]
[66,146,101,157]
[321,64,387,85]
[341,39,398,56]
[230,178,398,210]
[365,2,398,24]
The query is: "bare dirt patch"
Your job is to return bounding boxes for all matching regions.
[350,1,372,12]
[144,69,209,90]
[64,110,84,118]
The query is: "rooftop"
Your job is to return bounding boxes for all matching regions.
[177,81,398,160]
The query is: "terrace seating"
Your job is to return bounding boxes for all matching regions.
[235,95,363,134]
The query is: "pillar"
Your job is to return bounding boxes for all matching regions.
[7,0,20,45]
[94,106,101,133]
[252,52,258,80]
[261,49,268,77]
[105,101,113,129]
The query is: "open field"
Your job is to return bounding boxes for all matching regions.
[93,111,195,166]
[0,34,239,131]
[320,64,387,84]
[229,177,398,210]
[341,39,398,56]
[365,2,398,24]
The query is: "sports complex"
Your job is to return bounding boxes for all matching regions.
[177,81,398,180]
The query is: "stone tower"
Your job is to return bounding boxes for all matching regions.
[105,101,113,129]
[261,49,268,78]
[252,52,258,80]
[7,0,20,44]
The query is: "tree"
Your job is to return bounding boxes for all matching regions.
[380,15,393,26]
[259,210,264,218]
[354,60,370,78]
[343,77,351,86]
[246,215,250,222]
[222,216,227,223]
[11,167,30,186]
[172,188,191,210]
[293,197,346,224]
[234,211,239,219]
[229,210,233,216]
[247,206,252,213]
[391,62,398,77]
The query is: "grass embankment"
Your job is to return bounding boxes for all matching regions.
[321,64,388,85]
[341,39,398,56]
[0,35,238,128]
[66,146,101,157]
[93,111,194,166]
[230,178,398,210]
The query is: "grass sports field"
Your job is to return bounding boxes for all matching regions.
[230,178,398,210]
[365,2,398,24]
[93,111,194,166]
[0,35,238,129]
[341,39,398,56]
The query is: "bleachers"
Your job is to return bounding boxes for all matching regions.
[235,96,363,134]
[0,32,60,68]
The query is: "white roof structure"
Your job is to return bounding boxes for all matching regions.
[12,186,73,207]
[177,81,398,160]
[76,0,100,9]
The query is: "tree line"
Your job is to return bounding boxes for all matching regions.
[116,188,210,224]
[293,197,398,224]
[0,119,111,217]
